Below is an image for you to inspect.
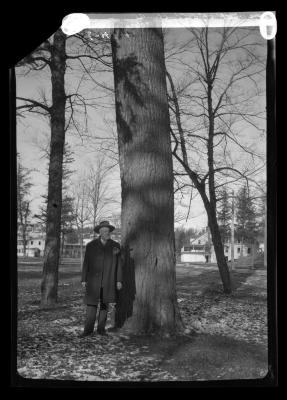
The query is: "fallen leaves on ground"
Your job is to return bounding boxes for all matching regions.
[16,265,268,382]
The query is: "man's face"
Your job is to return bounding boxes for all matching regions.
[99,227,111,241]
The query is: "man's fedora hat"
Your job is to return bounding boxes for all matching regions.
[94,220,115,233]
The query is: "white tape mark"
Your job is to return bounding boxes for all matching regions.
[259,12,277,39]
[61,12,277,39]
[61,13,90,36]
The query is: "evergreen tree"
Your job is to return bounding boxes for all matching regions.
[34,143,76,249]
[235,185,258,244]
[256,194,266,243]
[174,228,186,258]
[217,187,232,243]
[185,227,198,241]
[17,155,33,256]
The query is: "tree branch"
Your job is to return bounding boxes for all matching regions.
[16,97,51,113]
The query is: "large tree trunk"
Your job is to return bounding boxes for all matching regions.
[61,232,65,256]
[111,28,183,335]
[264,199,267,268]
[41,30,66,307]
[19,209,27,257]
[115,245,136,328]
[208,208,232,294]
[22,228,27,257]
[80,226,83,268]
[201,191,232,294]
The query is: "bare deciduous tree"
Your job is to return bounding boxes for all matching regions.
[72,178,91,267]
[16,30,114,306]
[165,26,266,293]
[86,156,118,236]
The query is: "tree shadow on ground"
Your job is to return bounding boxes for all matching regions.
[160,332,268,381]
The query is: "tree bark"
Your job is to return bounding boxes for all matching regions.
[111,28,184,335]
[231,191,235,270]
[23,231,27,257]
[41,30,66,307]
[80,225,84,268]
[251,242,255,269]
[200,191,232,293]
[61,232,65,256]
[241,237,244,257]
[208,208,232,293]
[206,80,232,294]
[264,199,267,268]
[207,194,232,293]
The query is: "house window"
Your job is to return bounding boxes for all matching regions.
[31,241,33,245]
[39,241,41,245]
[193,245,204,251]
[237,247,240,254]
[247,248,251,254]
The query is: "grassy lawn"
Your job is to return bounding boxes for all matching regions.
[16,260,268,382]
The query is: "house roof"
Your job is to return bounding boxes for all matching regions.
[190,230,210,244]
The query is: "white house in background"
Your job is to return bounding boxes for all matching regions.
[17,223,46,257]
[258,242,264,252]
[17,237,46,257]
[17,225,124,258]
[181,229,212,263]
[180,227,256,264]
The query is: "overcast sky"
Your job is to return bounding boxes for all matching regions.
[16,25,267,231]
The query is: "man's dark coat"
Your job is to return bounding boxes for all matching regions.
[81,238,123,305]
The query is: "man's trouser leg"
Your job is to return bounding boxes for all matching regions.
[83,304,98,335]
[97,288,108,333]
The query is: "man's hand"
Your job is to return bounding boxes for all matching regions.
[81,282,87,289]
[116,282,122,290]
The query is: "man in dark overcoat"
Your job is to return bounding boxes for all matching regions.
[80,220,123,336]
